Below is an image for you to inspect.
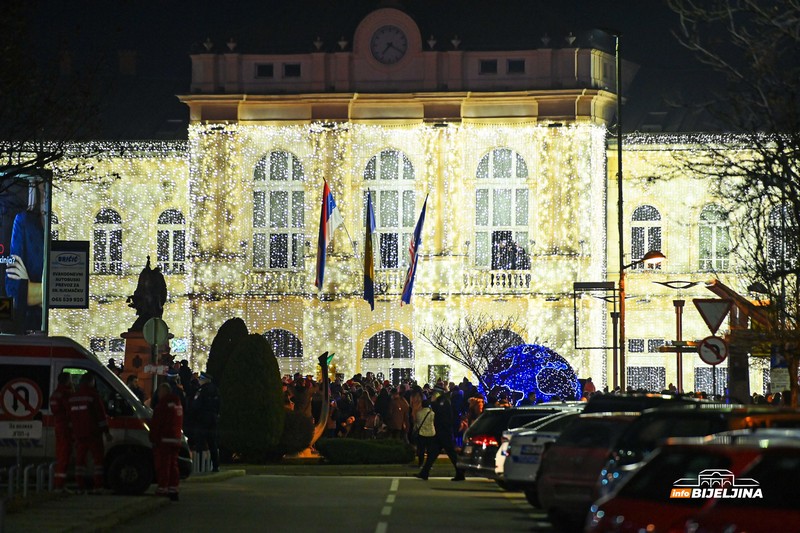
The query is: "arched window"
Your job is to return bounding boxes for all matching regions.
[768,204,798,272]
[362,330,414,384]
[631,205,661,269]
[93,208,122,274]
[253,150,305,270]
[363,149,415,269]
[474,148,530,269]
[264,329,303,377]
[699,204,729,272]
[157,209,186,274]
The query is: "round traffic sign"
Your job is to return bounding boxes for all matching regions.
[1,378,43,420]
[698,336,729,366]
[143,317,169,346]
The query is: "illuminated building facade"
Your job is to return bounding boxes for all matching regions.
[46,8,764,394]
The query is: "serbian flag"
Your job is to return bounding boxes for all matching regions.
[363,191,377,310]
[315,180,344,290]
[401,195,428,305]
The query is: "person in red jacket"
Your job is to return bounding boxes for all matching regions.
[49,372,74,491]
[151,382,184,501]
[68,372,112,493]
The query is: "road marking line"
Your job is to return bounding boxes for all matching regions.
[375,522,388,533]
[386,494,396,503]
[381,506,392,516]
[390,478,399,491]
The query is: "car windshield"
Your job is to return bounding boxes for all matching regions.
[616,449,732,507]
[714,452,800,509]
[521,412,579,432]
[467,409,561,437]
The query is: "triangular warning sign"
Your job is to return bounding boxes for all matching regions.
[693,298,733,335]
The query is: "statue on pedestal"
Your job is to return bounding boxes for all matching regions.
[127,256,168,331]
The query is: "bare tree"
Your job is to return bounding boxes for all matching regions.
[667,0,800,405]
[420,314,525,390]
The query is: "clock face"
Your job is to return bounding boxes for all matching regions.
[370,25,408,65]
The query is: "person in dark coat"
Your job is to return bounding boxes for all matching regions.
[188,371,221,472]
[415,386,466,481]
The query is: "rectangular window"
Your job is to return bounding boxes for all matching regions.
[90,337,106,353]
[479,59,498,74]
[256,64,274,78]
[380,190,399,227]
[283,63,301,78]
[515,189,529,225]
[269,233,288,269]
[380,232,399,268]
[507,59,525,74]
[402,190,415,227]
[109,338,125,353]
[109,230,122,273]
[270,151,289,180]
[270,191,288,228]
[628,338,645,353]
[475,231,489,267]
[493,189,513,226]
[174,230,186,262]
[476,189,489,226]
[253,191,267,228]
[491,230,514,270]
[648,339,666,353]
[291,233,304,268]
[253,233,267,269]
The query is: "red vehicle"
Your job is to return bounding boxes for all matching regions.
[586,431,800,533]
[535,413,636,532]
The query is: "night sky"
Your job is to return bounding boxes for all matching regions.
[16,1,709,138]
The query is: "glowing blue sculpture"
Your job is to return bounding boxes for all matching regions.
[480,344,580,404]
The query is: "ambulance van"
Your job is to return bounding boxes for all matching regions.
[0,335,191,494]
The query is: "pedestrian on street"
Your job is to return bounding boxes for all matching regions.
[413,398,435,467]
[386,387,410,441]
[415,386,466,481]
[69,372,112,493]
[126,374,146,404]
[50,372,74,492]
[151,382,184,500]
[188,371,221,472]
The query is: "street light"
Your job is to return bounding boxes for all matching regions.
[618,250,666,389]
[653,280,703,393]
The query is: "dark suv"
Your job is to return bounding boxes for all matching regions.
[457,403,582,482]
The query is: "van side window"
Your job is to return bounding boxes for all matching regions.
[0,363,50,419]
[62,367,134,417]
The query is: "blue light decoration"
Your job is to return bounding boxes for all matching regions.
[479,344,581,404]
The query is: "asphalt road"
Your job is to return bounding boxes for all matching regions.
[116,475,555,532]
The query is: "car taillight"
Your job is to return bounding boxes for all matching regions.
[470,435,499,447]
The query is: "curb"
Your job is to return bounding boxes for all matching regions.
[186,469,246,483]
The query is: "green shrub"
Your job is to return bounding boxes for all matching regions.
[219,334,285,462]
[315,438,414,465]
[274,409,315,459]
[207,317,249,383]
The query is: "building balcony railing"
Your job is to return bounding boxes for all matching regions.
[462,270,533,294]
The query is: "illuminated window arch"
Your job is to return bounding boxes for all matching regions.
[698,204,729,272]
[631,205,661,269]
[768,204,798,273]
[93,208,122,274]
[157,209,186,274]
[253,150,305,270]
[264,328,304,377]
[363,149,415,269]
[362,330,414,384]
[474,148,530,269]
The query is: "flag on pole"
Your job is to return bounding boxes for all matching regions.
[363,191,377,310]
[315,180,344,290]
[401,195,428,306]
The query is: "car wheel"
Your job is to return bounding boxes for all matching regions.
[524,485,540,507]
[108,452,153,495]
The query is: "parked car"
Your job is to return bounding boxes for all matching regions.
[597,404,800,498]
[501,411,581,503]
[457,403,581,485]
[536,412,637,532]
[586,430,800,533]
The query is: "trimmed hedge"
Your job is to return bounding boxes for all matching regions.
[315,438,415,465]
